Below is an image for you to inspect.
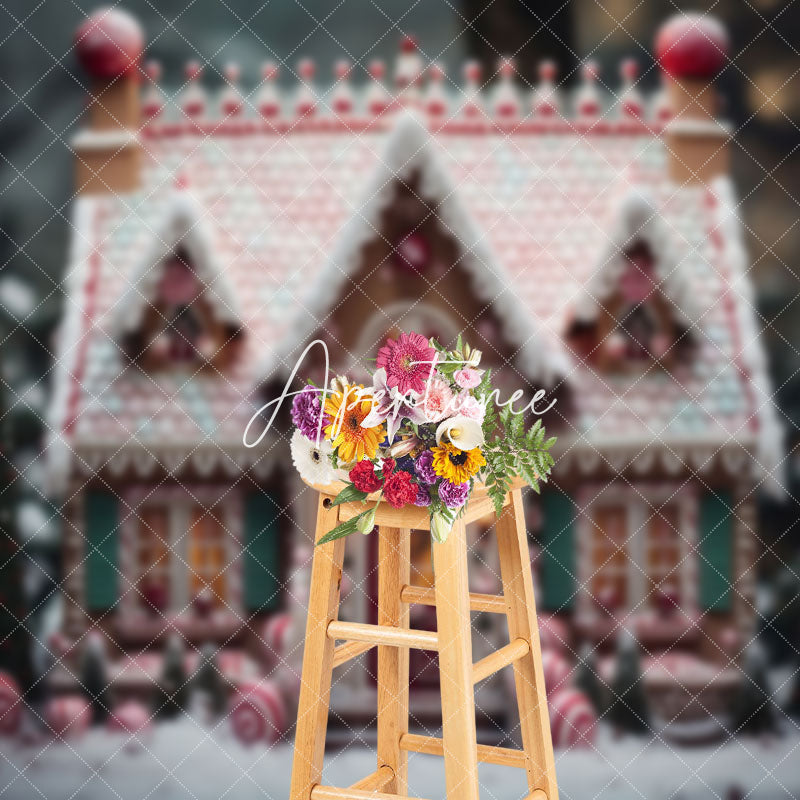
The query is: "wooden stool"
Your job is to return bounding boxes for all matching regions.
[289,478,558,800]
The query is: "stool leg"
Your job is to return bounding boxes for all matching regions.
[377,526,411,795]
[290,496,346,800]
[496,489,558,800]
[432,518,480,800]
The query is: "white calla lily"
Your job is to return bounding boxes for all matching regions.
[435,415,484,450]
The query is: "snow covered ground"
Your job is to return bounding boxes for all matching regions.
[0,719,798,800]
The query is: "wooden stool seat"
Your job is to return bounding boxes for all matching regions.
[289,479,559,800]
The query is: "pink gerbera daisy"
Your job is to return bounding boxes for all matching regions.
[376,332,436,395]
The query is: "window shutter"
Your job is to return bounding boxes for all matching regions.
[540,491,576,611]
[84,490,120,612]
[699,490,734,612]
[243,490,281,612]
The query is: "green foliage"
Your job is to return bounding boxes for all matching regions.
[330,484,368,507]
[317,507,375,545]
[481,401,556,516]
[314,484,375,545]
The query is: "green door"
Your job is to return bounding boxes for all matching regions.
[539,491,576,612]
[243,489,281,612]
[84,490,120,612]
[698,490,734,612]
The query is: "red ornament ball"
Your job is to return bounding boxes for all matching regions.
[75,7,144,80]
[655,13,729,80]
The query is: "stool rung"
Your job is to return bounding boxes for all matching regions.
[332,640,375,668]
[399,733,527,769]
[311,786,430,800]
[472,637,530,684]
[327,620,438,651]
[400,584,507,615]
[525,792,548,800]
[349,765,394,791]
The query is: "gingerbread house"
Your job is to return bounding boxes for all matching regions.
[47,8,782,721]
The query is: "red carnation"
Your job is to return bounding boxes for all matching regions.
[381,458,396,478]
[383,471,417,509]
[349,460,382,493]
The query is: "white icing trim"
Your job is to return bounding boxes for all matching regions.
[263,112,570,385]
[710,176,785,497]
[109,188,242,339]
[72,128,138,151]
[573,188,702,328]
[562,433,756,449]
[45,196,98,495]
[664,118,732,137]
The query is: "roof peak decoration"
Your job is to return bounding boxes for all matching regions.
[110,185,242,342]
[134,25,725,132]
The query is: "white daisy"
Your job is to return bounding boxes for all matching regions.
[290,429,336,485]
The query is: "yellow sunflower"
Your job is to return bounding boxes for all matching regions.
[324,384,384,463]
[431,443,486,484]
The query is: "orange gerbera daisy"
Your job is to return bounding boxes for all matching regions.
[324,384,385,463]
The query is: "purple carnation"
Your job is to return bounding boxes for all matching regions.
[438,480,470,509]
[414,450,437,485]
[413,484,432,507]
[291,386,329,441]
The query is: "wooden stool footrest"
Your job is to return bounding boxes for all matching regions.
[311,786,430,800]
[399,733,527,769]
[400,585,507,615]
[349,765,394,791]
[327,620,438,651]
[332,640,375,668]
[472,637,530,684]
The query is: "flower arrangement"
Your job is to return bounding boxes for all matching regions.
[289,332,557,544]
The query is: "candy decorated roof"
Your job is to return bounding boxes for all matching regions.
[48,28,782,495]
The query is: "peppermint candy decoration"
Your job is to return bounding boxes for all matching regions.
[548,688,597,749]
[229,680,287,745]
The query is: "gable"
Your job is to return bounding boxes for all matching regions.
[110,188,242,341]
[299,170,544,383]
[571,189,700,330]
[265,113,571,388]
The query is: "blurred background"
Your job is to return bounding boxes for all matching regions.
[0,1,799,798]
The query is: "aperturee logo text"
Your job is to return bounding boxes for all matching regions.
[244,335,557,544]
